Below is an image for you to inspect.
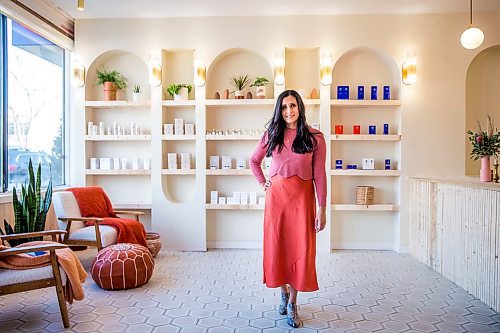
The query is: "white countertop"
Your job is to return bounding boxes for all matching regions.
[408,176,500,191]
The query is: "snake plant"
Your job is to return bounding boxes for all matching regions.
[1,159,52,247]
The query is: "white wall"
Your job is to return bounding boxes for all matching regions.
[72,13,500,250]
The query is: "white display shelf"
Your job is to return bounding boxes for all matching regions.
[331,204,400,211]
[303,99,321,106]
[331,169,400,176]
[206,135,260,141]
[162,100,196,107]
[162,135,196,141]
[113,203,152,210]
[85,135,151,141]
[206,204,264,210]
[331,134,401,141]
[206,169,256,176]
[84,100,151,108]
[330,99,401,107]
[205,99,275,106]
[85,169,151,175]
[161,169,196,175]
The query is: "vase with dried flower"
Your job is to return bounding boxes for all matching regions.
[467,114,500,182]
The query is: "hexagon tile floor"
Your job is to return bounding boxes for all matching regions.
[1,249,499,332]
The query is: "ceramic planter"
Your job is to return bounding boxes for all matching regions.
[104,81,117,101]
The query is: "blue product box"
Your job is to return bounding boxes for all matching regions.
[385,159,391,170]
[369,125,376,135]
[335,165,343,169]
[347,164,358,170]
[371,86,378,100]
[335,159,343,165]
[344,86,350,100]
[357,86,364,100]
[383,123,389,135]
[337,86,343,99]
[383,86,390,100]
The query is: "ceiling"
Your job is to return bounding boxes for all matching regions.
[48,0,500,20]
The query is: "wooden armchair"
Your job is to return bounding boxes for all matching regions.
[52,191,144,251]
[0,230,71,328]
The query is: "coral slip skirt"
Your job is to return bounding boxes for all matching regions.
[263,175,319,292]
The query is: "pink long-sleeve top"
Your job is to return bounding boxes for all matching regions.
[250,127,327,207]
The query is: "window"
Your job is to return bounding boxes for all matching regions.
[1,16,66,191]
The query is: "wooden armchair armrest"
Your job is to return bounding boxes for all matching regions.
[0,230,67,242]
[58,217,103,222]
[114,210,145,216]
[0,243,68,257]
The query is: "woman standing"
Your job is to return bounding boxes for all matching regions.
[250,89,327,328]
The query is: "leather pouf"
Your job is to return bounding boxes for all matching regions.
[91,243,154,290]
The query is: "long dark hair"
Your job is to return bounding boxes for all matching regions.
[264,90,318,157]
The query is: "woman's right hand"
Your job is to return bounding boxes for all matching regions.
[260,179,272,191]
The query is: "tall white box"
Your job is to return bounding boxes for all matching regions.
[233,192,241,204]
[222,156,231,170]
[90,158,98,170]
[99,157,111,170]
[164,124,174,135]
[185,123,195,135]
[143,158,150,170]
[210,191,218,204]
[210,156,220,169]
[181,153,191,169]
[174,118,184,135]
[113,157,120,170]
[240,192,248,205]
[167,153,178,169]
[132,158,139,170]
[249,192,257,205]
[121,158,128,170]
[236,157,246,170]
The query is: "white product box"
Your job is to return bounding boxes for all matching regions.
[264,157,272,169]
[90,158,98,170]
[233,192,241,204]
[121,158,128,169]
[236,157,246,170]
[167,153,178,169]
[181,153,191,169]
[113,157,120,170]
[218,197,226,205]
[113,122,117,135]
[210,191,218,204]
[249,192,257,205]
[143,158,150,170]
[362,158,375,170]
[227,197,236,205]
[164,124,174,135]
[240,192,248,205]
[222,156,232,170]
[87,122,93,135]
[258,197,266,205]
[210,156,220,169]
[185,123,195,135]
[174,118,184,135]
[132,158,139,170]
[92,125,98,136]
[99,157,111,170]
[99,122,104,135]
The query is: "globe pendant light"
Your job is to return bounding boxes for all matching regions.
[460,0,484,50]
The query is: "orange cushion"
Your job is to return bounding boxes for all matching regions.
[67,187,115,218]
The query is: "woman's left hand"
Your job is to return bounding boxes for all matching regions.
[315,207,326,233]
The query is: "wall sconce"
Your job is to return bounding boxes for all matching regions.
[402,50,417,85]
[77,0,84,11]
[71,60,85,87]
[273,51,285,86]
[194,60,206,87]
[460,0,484,50]
[320,52,333,86]
[149,54,162,87]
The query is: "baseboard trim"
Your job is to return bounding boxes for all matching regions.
[207,241,262,249]
[331,242,398,251]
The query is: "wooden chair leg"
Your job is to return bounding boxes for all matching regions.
[49,249,70,328]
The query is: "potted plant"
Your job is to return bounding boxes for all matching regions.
[467,114,500,182]
[229,74,250,99]
[132,84,142,102]
[250,77,269,99]
[166,84,192,101]
[0,159,52,247]
[96,68,127,101]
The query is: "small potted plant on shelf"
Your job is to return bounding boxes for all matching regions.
[166,83,193,101]
[250,77,269,99]
[132,84,142,102]
[96,68,127,101]
[229,74,250,99]
[467,114,500,182]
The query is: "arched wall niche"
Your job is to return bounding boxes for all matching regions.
[331,47,400,100]
[465,45,500,176]
[207,48,274,99]
[86,50,148,101]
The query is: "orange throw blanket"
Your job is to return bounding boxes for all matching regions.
[0,241,87,304]
[67,187,147,247]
